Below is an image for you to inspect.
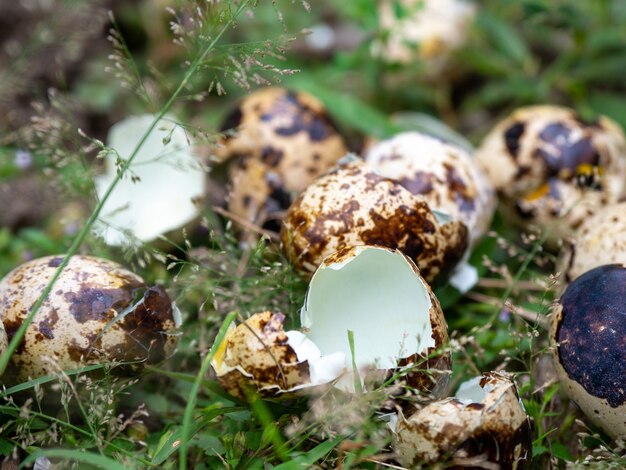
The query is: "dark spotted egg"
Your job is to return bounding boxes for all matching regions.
[281,158,468,284]
[475,105,626,246]
[217,87,348,231]
[0,255,181,382]
[550,264,626,439]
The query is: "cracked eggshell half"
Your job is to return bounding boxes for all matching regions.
[550,264,626,439]
[217,87,348,230]
[371,0,476,73]
[0,255,181,382]
[475,105,626,246]
[559,202,626,284]
[393,371,532,469]
[281,158,468,284]
[365,131,496,247]
[212,246,450,399]
[94,114,206,246]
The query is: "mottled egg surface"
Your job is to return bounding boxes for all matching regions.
[365,131,495,245]
[0,255,180,381]
[281,159,468,283]
[551,264,626,438]
[560,202,626,284]
[475,105,626,244]
[217,87,348,230]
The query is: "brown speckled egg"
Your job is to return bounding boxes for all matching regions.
[281,158,468,284]
[365,131,495,246]
[393,371,532,469]
[475,105,626,246]
[550,264,626,439]
[217,87,348,231]
[559,202,626,284]
[0,255,181,382]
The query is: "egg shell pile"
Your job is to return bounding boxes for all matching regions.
[550,264,626,439]
[475,105,626,245]
[217,87,348,230]
[0,255,180,381]
[365,131,496,246]
[281,158,468,284]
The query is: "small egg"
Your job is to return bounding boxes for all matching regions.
[281,158,468,284]
[550,264,626,439]
[475,105,626,246]
[212,246,450,399]
[365,131,496,246]
[559,202,626,284]
[393,371,532,468]
[0,255,181,382]
[371,0,476,72]
[217,87,348,231]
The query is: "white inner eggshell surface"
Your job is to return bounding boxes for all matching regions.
[301,246,435,392]
[95,114,205,246]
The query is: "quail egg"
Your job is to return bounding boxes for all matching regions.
[212,245,450,398]
[559,202,626,284]
[365,131,496,246]
[475,105,626,246]
[550,264,626,439]
[217,87,348,231]
[0,255,181,381]
[393,371,532,468]
[281,157,468,284]
[371,0,476,73]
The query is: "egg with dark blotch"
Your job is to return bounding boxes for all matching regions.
[475,105,626,246]
[365,131,495,247]
[217,87,348,231]
[281,158,469,284]
[393,371,532,469]
[550,264,626,439]
[559,202,626,285]
[0,255,181,382]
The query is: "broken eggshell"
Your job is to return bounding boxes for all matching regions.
[212,246,450,399]
[551,264,626,439]
[0,255,181,382]
[94,114,206,246]
[393,371,532,469]
[559,202,626,284]
[217,87,348,231]
[475,105,626,246]
[281,157,468,284]
[365,131,496,247]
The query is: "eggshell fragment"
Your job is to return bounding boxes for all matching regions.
[94,114,206,246]
[218,87,348,230]
[393,372,532,468]
[475,105,626,246]
[365,131,496,246]
[212,246,450,399]
[559,202,626,284]
[281,158,468,284]
[0,255,181,381]
[551,264,626,439]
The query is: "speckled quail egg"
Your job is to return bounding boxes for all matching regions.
[371,0,476,73]
[559,202,626,284]
[0,255,181,382]
[393,371,532,468]
[550,264,626,439]
[212,245,450,399]
[365,131,496,247]
[475,105,626,246]
[281,157,468,284]
[217,87,348,231]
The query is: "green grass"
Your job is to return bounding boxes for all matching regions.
[1,0,626,468]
